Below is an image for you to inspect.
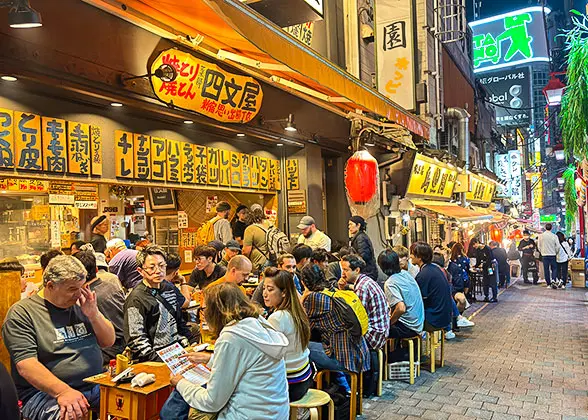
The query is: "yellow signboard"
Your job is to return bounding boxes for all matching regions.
[90,126,102,176]
[134,134,151,180]
[230,151,242,187]
[241,154,251,189]
[115,130,134,178]
[269,159,281,190]
[0,109,15,169]
[151,137,167,181]
[167,139,181,182]
[286,159,300,190]
[15,112,42,171]
[219,149,231,187]
[259,157,270,190]
[466,173,497,204]
[181,142,195,184]
[150,49,263,123]
[529,172,543,209]
[194,145,207,184]
[250,155,260,189]
[41,117,66,173]
[67,122,91,175]
[406,153,457,199]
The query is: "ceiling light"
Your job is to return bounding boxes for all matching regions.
[183,120,194,124]
[110,102,123,107]
[284,113,297,132]
[8,0,42,28]
[0,191,6,194]
[276,143,284,147]
[1,75,17,82]
[236,133,246,137]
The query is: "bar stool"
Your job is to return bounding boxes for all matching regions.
[315,369,362,419]
[383,337,421,384]
[425,329,445,373]
[376,348,384,396]
[290,389,334,420]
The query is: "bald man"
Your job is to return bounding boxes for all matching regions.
[90,215,110,253]
[205,255,252,295]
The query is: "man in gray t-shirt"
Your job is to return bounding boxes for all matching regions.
[384,270,425,337]
[2,255,115,420]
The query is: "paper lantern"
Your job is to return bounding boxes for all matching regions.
[345,150,378,204]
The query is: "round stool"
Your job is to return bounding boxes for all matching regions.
[289,389,334,420]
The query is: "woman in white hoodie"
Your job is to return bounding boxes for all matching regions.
[263,267,313,402]
[160,282,290,420]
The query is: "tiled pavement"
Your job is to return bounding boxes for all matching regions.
[361,281,588,420]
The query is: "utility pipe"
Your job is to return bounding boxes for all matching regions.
[445,107,470,206]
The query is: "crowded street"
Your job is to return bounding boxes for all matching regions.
[363,282,588,420]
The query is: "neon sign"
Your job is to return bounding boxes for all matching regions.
[469,7,551,74]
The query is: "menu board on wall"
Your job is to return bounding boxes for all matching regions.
[149,188,177,210]
[116,130,281,192]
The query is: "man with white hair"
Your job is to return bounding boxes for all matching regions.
[106,238,141,290]
[2,255,115,420]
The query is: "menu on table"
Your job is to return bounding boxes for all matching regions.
[156,342,211,386]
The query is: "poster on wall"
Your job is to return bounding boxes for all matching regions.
[375,0,416,110]
[148,188,177,211]
[206,196,218,214]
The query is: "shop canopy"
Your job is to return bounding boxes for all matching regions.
[472,206,509,223]
[85,0,429,143]
[413,200,494,223]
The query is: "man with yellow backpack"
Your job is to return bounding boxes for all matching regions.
[196,201,233,246]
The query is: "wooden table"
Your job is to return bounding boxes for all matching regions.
[84,362,172,420]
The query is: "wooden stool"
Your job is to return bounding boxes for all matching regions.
[315,369,362,420]
[376,348,384,396]
[425,329,445,373]
[401,336,421,384]
[290,389,334,420]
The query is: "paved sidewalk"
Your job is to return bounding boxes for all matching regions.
[362,282,588,420]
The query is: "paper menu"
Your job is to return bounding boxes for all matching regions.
[156,343,211,386]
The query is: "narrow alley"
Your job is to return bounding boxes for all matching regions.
[363,282,588,420]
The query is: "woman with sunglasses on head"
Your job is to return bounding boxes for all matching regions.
[263,267,313,402]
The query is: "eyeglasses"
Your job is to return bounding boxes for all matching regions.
[142,263,167,274]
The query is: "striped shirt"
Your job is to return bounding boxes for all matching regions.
[354,274,390,350]
[303,292,370,373]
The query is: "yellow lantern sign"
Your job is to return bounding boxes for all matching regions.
[150,49,263,124]
[466,173,497,204]
[406,154,457,199]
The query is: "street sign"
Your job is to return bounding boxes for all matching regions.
[478,68,531,126]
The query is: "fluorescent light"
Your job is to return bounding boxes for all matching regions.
[183,120,194,124]
[1,76,17,82]
[469,6,551,27]
[276,143,284,147]
[364,141,375,147]
[110,102,123,107]
[236,133,246,137]
[284,125,297,132]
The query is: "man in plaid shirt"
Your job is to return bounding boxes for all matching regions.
[339,254,390,349]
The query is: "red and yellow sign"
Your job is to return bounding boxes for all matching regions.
[0,178,48,192]
[466,173,497,204]
[150,49,263,123]
[406,154,457,199]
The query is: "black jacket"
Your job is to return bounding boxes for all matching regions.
[492,247,509,276]
[350,231,379,282]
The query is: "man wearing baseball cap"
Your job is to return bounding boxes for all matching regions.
[296,215,332,251]
[219,240,242,268]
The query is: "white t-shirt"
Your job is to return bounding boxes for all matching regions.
[267,310,310,374]
[297,230,332,251]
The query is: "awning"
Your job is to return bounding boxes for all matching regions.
[472,206,509,223]
[84,0,429,141]
[413,200,494,223]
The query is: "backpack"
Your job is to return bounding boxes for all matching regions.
[321,289,368,342]
[254,224,290,265]
[195,216,220,246]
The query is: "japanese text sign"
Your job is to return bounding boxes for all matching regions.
[286,159,300,190]
[67,122,91,175]
[376,0,416,110]
[406,154,457,199]
[478,68,531,126]
[150,49,263,124]
[283,22,315,47]
[469,7,550,74]
[466,173,496,204]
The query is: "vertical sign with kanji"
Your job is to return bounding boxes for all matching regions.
[207,147,220,185]
[230,151,242,187]
[286,159,300,190]
[167,139,181,182]
[42,117,67,173]
[241,154,251,188]
[375,0,416,110]
[0,109,15,169]
[181,142,196,184]
[133,134,151,180]
[151,137,167,181]
[90,126,102,175]
[115,130,134,178]
[259,157,270,190]
[15,112,42,171]
[219,149,231,187]
[67,122,90,175]
[250,155,260,189]
[269,159,281,191]
[194,145,208,184]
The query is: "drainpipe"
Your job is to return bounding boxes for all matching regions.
[445,107,470,206]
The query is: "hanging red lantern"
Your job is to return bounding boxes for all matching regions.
[345,150,379,204]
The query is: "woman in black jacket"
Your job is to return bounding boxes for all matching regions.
[348,216,380,283]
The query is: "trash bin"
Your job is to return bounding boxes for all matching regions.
[570,258,586,288]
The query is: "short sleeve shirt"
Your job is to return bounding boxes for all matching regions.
[415,264,453,329]
[243,223,270,270]
[188,264,226,290]
[384,271,425,332]
[2,294,103,403]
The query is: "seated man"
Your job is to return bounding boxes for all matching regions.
[106,238,142,290]
[325,246,355,289]
[124,245,197,362]
[206,255,252,294]
[410,242,453,332]
[188,245,226,291]
[2,255,115,420]
[219,240,241,268]
[252,253,302,307]
[291,244,312,278]
[166,253,191,308]
[378,249,425,338]
[310,248,330,272]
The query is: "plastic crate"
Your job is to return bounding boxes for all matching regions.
[387,361,420,381]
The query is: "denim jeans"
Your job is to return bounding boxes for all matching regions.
[308,341,351,393]
[22,386,100,420]
[160,389,191,420]
[542,256,558,285]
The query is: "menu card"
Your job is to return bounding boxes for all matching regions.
[156,343,211,386]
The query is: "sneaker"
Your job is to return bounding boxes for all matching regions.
[490,298,498,303]
[445,331,456,340]
[457,317,475,327]
[551,282,558,289]
[483,297,490,302]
